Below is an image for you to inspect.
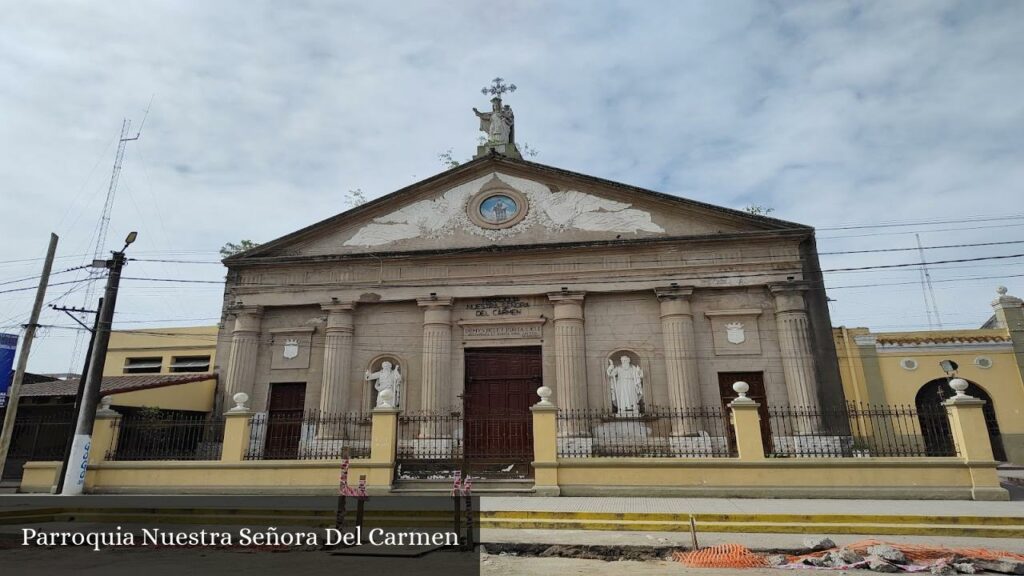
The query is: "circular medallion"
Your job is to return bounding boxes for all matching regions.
[479,194,519,224]
[467,185,528,230]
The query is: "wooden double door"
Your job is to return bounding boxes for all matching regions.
[462,347,540,475]
[265,382,305,459]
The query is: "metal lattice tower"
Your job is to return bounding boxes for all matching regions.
[67,117,144,372]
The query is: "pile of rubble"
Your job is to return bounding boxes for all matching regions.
[769,538,1024,574]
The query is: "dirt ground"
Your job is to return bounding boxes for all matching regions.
[481,552,780,575]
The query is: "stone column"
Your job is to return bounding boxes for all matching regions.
[224,305,262,400]
[548,291,588,433]
[417,297,453,416]
[319,302,356,415]
[769,283,820,418]
[655,286,702,433]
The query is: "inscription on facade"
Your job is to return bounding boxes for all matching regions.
[462,324,543,339]
[465,296,530,317]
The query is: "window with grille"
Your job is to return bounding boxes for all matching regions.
[124,357,163,374]
[169,355,211,373]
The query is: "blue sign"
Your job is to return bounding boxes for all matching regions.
[0,333,17,408]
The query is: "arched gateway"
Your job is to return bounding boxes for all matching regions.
[915,378,1006,461]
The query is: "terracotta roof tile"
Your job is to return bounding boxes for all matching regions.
[875,334,1011,346]
[19,373,216,397]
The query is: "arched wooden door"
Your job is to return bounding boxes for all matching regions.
[915,378,1006,461]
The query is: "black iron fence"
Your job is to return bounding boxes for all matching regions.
[107,413,224,461]
[557,406,735,458]
[244,411,371,460]
[395,410,464,479]
[1,413,74,480]
[766,403,958,458]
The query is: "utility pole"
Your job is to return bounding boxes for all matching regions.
[52,299,101,494]
[61,231,136,496]
[0,233,59,478]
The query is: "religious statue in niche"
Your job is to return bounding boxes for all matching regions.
[607,355,644,416]
[365,361,402,408]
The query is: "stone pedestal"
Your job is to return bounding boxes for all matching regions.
[224,305,262,399]
[319,302,355,417]
[655,286,702,434]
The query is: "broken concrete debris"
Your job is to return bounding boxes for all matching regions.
[867,544,909,565]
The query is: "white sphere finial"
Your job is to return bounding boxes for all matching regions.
[732,381,750,398]
[230,392,250,412]
[997,286,1008,296]
[536,385,553,406]
[376,388,395,409]
[949,378,969,397]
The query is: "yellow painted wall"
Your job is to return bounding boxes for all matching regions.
[107,378,217,412]
[104,325,218,377]
[835,327,1024,464]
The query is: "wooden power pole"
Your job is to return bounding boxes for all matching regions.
[0,233,59,479]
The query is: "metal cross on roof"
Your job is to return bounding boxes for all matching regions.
[481,77,517,97]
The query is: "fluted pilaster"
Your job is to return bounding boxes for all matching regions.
[417,297,453,416]
[224,305,262,401]
[548,291,588,434]
[319,302,355,416]
[770,283,820,432]
[655,286,702,434]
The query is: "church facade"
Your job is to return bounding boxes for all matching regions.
[217,108,845,469]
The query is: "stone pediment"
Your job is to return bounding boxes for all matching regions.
[233,156,808,260]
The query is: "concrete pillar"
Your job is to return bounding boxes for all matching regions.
[224,305,262,400]
[319,302,356,415]
[769,284,820,417]
[417,297,453,416]
[945,390,1009,501]
[729,396,765,461]
[530,386,560,496]
[547,291,588,425]
[221,410,252,463]
[655,286,702,433]
[81,403,121,492]
[367,407,400,493]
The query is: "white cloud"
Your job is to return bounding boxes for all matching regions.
[2,0,1023,371]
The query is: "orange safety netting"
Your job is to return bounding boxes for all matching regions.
[673,544,771,568]
[786,539,1024,565]
[673,539,1024,569]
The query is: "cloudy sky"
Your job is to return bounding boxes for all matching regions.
[2,1,1023,374]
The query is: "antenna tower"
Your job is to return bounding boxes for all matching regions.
[915,233,943,329]
[67,111,148,371]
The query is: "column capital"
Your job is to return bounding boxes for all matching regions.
[992,286,1022,310]
[769,282,810,313]
[320,301,357,313]
[767,281,811,296]
[547,290,585,303]
[654,286,694,301]
[416,296,454,308]
[228,304,263,317]
[229,305,263,333]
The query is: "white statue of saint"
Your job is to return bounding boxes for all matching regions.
[473,98,514,146]
[607,355,644,416]
[365,361,402,408]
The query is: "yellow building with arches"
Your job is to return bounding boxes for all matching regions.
[834,286,1024,464]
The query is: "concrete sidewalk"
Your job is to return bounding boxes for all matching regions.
[480,496,1024,517]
